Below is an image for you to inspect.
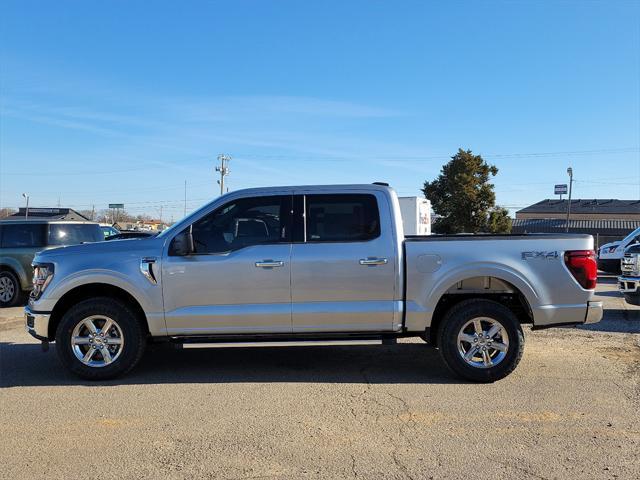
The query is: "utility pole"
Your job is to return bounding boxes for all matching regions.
[565,167,573,233]
[215,154,231,195]
[184,180,187,217]
[91,205,95,221]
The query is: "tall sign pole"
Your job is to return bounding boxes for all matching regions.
[215,154,231,196]
[108,204,124,225]
[565,167,573,233]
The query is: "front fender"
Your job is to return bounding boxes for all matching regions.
[34,269,166,336]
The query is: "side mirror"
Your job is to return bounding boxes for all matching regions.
[170,227,194,256]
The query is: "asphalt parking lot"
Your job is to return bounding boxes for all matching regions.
[1,277,638,480]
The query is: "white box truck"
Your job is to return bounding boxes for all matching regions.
[398,196,431,236]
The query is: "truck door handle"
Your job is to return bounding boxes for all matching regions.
[359,257,388,266]
[255,260,285,268]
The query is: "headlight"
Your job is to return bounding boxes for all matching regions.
[31,263,55,300]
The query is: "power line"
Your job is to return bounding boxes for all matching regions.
[7,147,635,177]
[2,166,155,176]
[231,147,639,161]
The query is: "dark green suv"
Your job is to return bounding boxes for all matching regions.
[0,220,103,307]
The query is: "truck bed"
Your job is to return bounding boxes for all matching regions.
[402,232,597,332]
[405,233,593,241]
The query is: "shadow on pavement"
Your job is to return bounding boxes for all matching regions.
[595,290,624,298]
[0,342,463,388]
[576,308,640,333]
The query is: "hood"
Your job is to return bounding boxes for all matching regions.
[600,241,620,251]
[36,236,164,259]
[624,243,640,254]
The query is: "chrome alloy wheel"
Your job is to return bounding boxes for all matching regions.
[71,315,124,367]
[0,276,16,303]
[457,317,509,369]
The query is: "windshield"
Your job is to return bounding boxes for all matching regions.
[157,200,217,239]
[48,224,104,245]
[622,227,640,245]
[156,220,182,238]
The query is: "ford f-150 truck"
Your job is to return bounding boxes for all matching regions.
[619,244,640,306]
[25,184,602,382]
[597,227,640,274]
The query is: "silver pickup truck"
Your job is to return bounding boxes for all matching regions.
[25,184,602,382]
[619,244,640,305]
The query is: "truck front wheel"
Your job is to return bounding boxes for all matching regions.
[438,299,525,382]
[55,297,146,380]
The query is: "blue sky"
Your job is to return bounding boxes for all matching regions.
[1,0,639,221]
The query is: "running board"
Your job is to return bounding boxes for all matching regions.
[180,339,386,349]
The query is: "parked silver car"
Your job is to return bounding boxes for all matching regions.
[25,184,602,381]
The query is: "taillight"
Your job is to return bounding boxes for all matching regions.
[564,250,597,290]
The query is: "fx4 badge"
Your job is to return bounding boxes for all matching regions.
[521,251,559,261]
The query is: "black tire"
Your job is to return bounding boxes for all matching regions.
[623,293,640,306]
[0,270,22,307]
[438,299,525,382]
[55,297,146,380]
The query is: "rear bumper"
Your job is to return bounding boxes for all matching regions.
[584,301,603,324]
[532,301,602,328]
[24,306,51,341]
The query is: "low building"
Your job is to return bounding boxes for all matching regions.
[513,199,640,248]
[516,199,640,221]
[113,220,167,232]
[140,220,167,232]
[9,207,91,221]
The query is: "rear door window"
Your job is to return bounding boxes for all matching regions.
[0,223,46,248]
[48,224,104,245]
[304,194,380,242]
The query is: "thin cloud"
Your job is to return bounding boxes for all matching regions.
[165,95,402,121]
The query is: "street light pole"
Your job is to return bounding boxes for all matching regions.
[565,167,573,233]
[22,193,29,220]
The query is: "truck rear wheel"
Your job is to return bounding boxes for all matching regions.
[55,297,146,380]
[438,299,524,382]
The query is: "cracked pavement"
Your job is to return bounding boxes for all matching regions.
[1,277,639,479]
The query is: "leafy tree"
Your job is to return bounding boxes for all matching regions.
[487,206,512,233]
[0,207,16,219]
[77,209,96,221]
[422,149,512,234]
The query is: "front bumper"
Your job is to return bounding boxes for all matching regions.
[25,306,51,341]
[618,276,640,294]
